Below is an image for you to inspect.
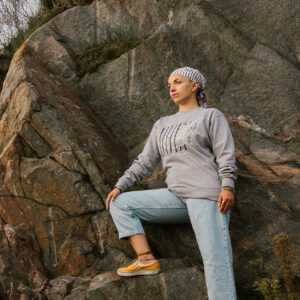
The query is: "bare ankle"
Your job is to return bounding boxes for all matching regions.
[138,254,155,262]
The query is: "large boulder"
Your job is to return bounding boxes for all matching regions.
[0,220,48,299]
[0,0,299,298]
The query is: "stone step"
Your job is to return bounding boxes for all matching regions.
[45,259,208,300]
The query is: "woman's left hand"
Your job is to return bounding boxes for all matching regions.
[218,189,235,214]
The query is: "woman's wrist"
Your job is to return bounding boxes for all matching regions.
[114,186,123,193]
[221,185,235,194]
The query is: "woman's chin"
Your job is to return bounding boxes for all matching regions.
[172,98,182,105]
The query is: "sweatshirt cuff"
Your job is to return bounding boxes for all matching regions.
[114,184,124,193]
[221,177,235,189]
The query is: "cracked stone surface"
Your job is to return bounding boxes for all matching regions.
[0,0,299,299]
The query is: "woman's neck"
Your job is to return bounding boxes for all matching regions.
[178,102,199,112]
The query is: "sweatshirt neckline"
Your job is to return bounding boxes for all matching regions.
[175,107,201,115]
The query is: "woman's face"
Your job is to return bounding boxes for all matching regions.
[168,74,198,105]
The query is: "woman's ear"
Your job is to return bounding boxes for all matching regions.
[192,82,199,93]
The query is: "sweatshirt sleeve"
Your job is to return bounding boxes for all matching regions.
[114,120,161,192]
[209,110,238,189]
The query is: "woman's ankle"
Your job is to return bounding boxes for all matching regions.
[138,254,156,262]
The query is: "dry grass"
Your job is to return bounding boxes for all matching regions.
[75,22,149,77]
[76,38,142,78]
[253,233,300,300]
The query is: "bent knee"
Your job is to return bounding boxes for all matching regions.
[111,192,129,206]
[109,193,130,212]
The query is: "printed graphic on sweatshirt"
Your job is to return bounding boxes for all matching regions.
[159,119,200,156]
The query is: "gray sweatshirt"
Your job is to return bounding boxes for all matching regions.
[115,107,238,201]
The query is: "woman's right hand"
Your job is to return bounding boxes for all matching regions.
[105,187,121,211]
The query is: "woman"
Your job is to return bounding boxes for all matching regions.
[106,66,238,300]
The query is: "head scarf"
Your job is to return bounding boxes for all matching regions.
[169,66,209,108]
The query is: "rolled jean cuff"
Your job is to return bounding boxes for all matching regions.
[119,229,145,240]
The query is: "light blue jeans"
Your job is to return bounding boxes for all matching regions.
[109,188,237,300]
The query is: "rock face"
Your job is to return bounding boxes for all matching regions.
[0,0,299,299]
[43,259,207,300]
[0,220,48,299]
[0,49,11,92]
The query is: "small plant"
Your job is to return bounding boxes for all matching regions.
[75,37,142,78]
[253,233,300,300]
[253,277,283,300]
[5,0,93,53]
[272,233,299,300]
[41,0,93,10]
[7,7,62,53]
[75,23,148,77]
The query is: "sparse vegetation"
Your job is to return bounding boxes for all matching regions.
[2,0,146,78]
[0,0,40,49]
[6,7,62,53]
[253,233,300,300]
[41,0,93,10]
[253,277,284,300]
[75,26,147,77]
[3,0,93,53]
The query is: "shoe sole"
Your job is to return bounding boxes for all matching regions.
[117,268,160,277]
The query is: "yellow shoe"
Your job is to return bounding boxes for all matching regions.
[117,259,160,277]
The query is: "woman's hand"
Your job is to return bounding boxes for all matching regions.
[106,187,121,211]
[218,189,234,214]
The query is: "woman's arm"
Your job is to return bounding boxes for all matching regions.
[114,120,161,192]
[209,110,238,190]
